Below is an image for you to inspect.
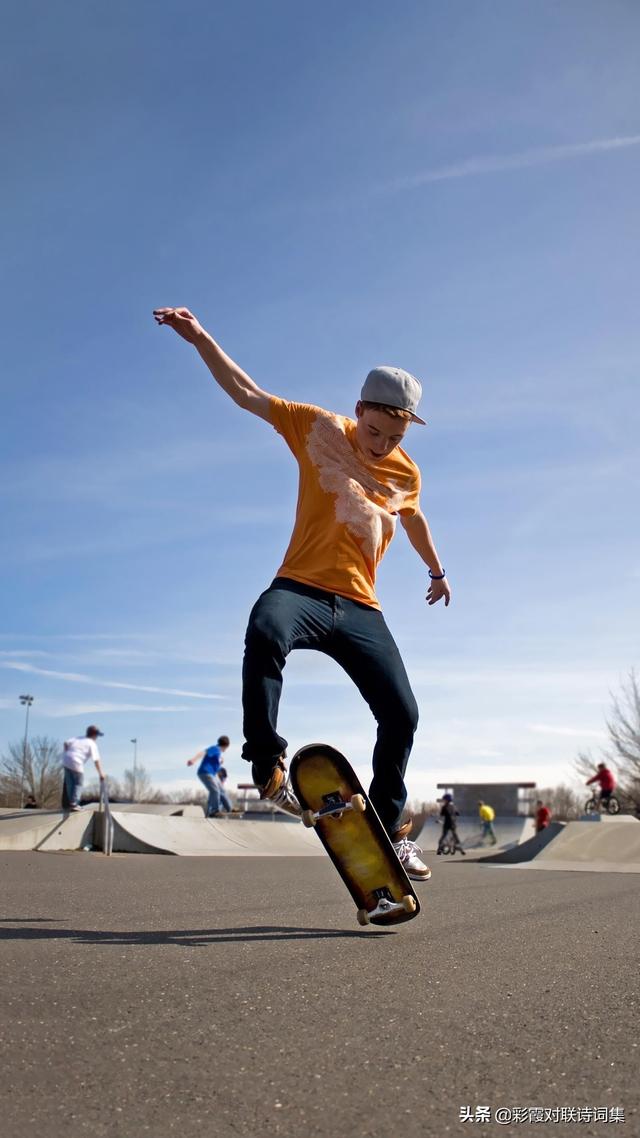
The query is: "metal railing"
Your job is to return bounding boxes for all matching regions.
[99,780,114,856]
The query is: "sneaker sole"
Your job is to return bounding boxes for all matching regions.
[270,800,302,819]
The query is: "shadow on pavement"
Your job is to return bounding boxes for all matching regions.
[0,923,391,945]
[0,917,66,923]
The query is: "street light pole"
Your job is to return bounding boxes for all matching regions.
[19,695,34,809]
[130,738,138,801]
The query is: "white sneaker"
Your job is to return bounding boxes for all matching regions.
[393,837,432,881]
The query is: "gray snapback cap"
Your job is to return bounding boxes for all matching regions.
[361,366,426,425]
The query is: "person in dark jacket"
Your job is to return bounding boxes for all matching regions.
[437,793,466,855]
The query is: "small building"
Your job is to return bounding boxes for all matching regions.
[436,782,536,816]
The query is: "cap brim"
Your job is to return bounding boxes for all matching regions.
[410,413,427,426]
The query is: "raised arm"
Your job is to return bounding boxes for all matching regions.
[400,508,451,607]
[153,308,273,421]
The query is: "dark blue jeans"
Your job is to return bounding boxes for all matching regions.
[198,771,222,817]
[241,578,419,835]
[61,768,83,809]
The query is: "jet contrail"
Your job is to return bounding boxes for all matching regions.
[386,134,640,192]
[1,661,221,700]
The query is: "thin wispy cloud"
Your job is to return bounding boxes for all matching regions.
[2,506,283,567]
[385,134,640,192]
[527,724,606,740]
[46,702,208,717]
[1,662,220,701]
[0,634,150,642]
[0,650,54,659]
[0,437,273,503]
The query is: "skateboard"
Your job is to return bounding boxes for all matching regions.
[290,743,420,927]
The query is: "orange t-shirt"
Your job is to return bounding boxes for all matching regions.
[269,397,421,609]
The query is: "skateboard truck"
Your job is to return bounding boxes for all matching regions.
[357,888,417,926]
[301,791,366,828]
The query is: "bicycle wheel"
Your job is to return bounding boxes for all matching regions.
[606,796,621,815]
[584,797,598,814]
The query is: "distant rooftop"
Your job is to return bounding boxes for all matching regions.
[437,782,537,789]
[435,781,537,816]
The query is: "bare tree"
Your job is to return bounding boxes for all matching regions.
[574,669,640,811]
[83,774,125,803]
[166,787,208,808]
[605,669,640,808]
[535,784,582,821]
[574,749,598,783]
[122,764,164,802]
[84,766,161,804]
[0,736,62,808]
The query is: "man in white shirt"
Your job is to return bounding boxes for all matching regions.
[61,726,107,812]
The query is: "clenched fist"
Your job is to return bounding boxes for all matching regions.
[153,307,205,344]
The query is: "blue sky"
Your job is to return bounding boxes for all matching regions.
[2,1,639,804]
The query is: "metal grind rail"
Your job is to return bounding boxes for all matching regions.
[99,781,114,856]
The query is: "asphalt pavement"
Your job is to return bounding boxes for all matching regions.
[0,852,637,1138]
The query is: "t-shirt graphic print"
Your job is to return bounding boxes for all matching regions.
[269,397,420,608]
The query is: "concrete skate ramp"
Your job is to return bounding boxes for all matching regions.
[417,815,534,852]
[477,816,640,873]
[0,809,95,852]
[0,807,326,856]
[103,812,323,856]
[478,822,566,864]
[104,803,205,817]
[531,816,640,873]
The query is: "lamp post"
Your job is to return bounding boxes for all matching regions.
[19,695,34,809]
[130,738,138,801]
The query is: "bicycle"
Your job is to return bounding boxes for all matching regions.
[584,791,621,816]
[437,830,466,856]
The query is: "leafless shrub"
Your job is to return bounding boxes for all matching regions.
[0,736,62,807]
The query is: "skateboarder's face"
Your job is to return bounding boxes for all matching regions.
[354,403,410,462]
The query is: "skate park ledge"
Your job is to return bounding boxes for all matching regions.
[0,807,638,869]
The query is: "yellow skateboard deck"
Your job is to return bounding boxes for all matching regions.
[290,743,420,927]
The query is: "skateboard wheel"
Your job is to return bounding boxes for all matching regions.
[356,908,370,926]
[402,895,417,914]
[301,809,317,828]
[350,794,366,814]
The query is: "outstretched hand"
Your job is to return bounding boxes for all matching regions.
[427,577,451,607]
[153,307,204,344]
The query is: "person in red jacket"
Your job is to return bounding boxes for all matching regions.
[586,762,617,807]
[535,800,552,833]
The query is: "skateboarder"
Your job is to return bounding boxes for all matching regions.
[187,736,230,817]
[437,792,465,854]
[154,307,451,881]
[61,726,107,811]
[478,799,497,845]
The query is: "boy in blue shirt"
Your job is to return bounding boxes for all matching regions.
[187,735,230,817]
